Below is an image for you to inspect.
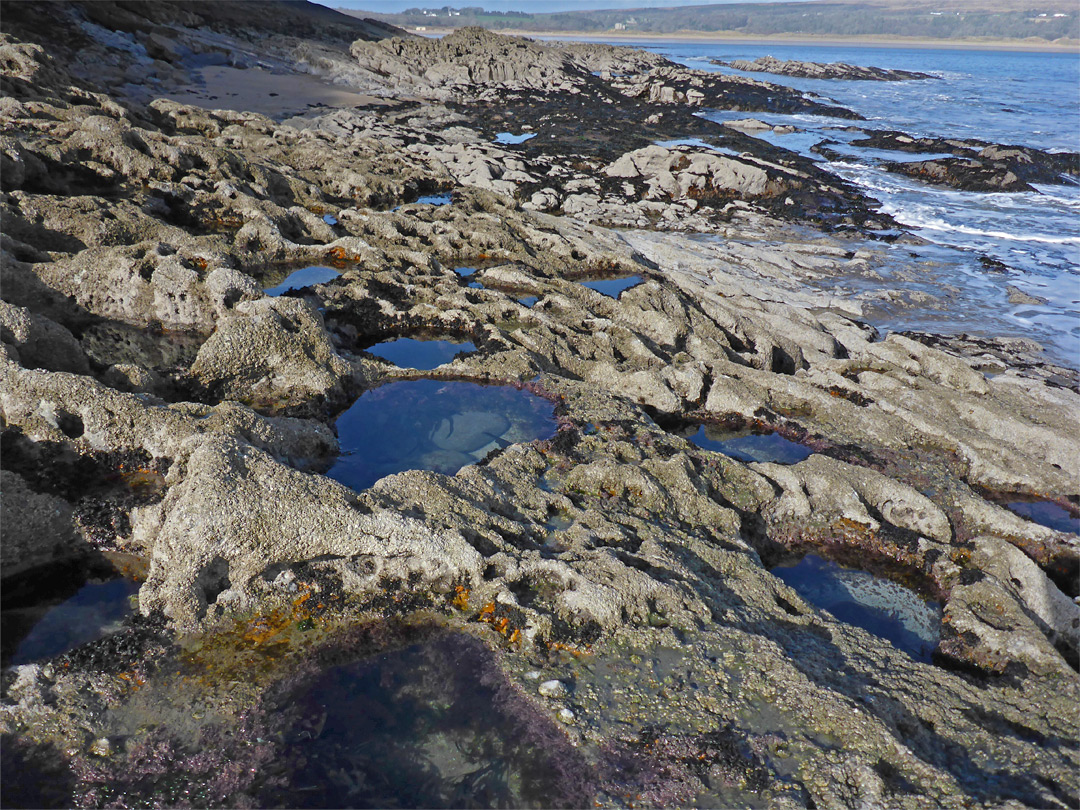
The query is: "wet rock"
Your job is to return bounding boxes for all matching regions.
[847,130,1080,191]
[1006,285,1049,306]
[0,470,84,576]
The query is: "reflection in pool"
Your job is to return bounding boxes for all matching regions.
[365,337,476,370]
[518,296,539,307]
[416,193,453,206]
[264,265,341,297]
[392,193,453,212]
[579,275,643,299]
[684,424,813,465]
[3,576,140,666]
[494,132,536,145]
[773,554,940,662]
[1006,500,1080,535]
[328,380,557,491]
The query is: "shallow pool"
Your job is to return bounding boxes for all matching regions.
[1006,500,1080,535]
[684,424,813,465]
[2,573,140,666]
[494,132,536,145]
[365,337,476,370]
[773,554,940,662]
[264,265,341,297]
[328,380,558,491]
[256,632,589,809]
[579,275,643,299]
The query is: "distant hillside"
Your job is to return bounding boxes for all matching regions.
[343,1,1079,44]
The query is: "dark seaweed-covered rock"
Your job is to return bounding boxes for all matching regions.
[844,129,1080,191]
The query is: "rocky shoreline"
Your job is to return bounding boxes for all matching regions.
[2,4,1078,808]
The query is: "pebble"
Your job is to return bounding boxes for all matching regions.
[538,679,567,698]
[558,708,576,724]
[89,738,111,757]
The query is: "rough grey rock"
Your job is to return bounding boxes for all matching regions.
[189,296,356,412]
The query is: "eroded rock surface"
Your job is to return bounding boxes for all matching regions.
[1,5,1077,810]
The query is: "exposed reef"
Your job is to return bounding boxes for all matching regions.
[1,4,1078,809]
[814,129,1080,193]
[715,56,937,82]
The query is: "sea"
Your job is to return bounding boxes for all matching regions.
[590,39,1080,368]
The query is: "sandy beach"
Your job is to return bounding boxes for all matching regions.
[159,65,397,118]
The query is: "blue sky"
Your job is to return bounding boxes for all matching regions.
[318,1,807,13]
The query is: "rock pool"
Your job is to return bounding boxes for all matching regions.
[327,380,558,491]
[364,336,476,370]
[772,554,941,662]
[263,265,341,297]
[681,423,814,465]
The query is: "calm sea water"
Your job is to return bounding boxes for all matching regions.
[597,39,1080,366]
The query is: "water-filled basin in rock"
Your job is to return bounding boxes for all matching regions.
[263,265,341,297]
[1006,500,1080,535]
[684,424,814,465]
[579,275,643,299]
[772,554,940,662]
[391,193,453,212]
[328,380,557,491]
[518,296,539,307]
[364,337,476,370]
[2,560,141,666]
[416,193,453,206]
[493,132,536,145]
[454,267,486,289]
[256,632,588,809]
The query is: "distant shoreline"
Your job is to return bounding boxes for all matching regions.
[414,27,1079,53]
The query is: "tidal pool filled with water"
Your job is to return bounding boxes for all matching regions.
[2,560,142,667]
[579,275,643,299]
[263,265,341,297]
[772,554,941,662]
[1006,500,1080,535]
[364,337,476,370]
[256,632,588,809]
[681,423,814,465]
[327,380,558,492]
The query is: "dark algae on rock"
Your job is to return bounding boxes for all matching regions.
[1,2,1078,809]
